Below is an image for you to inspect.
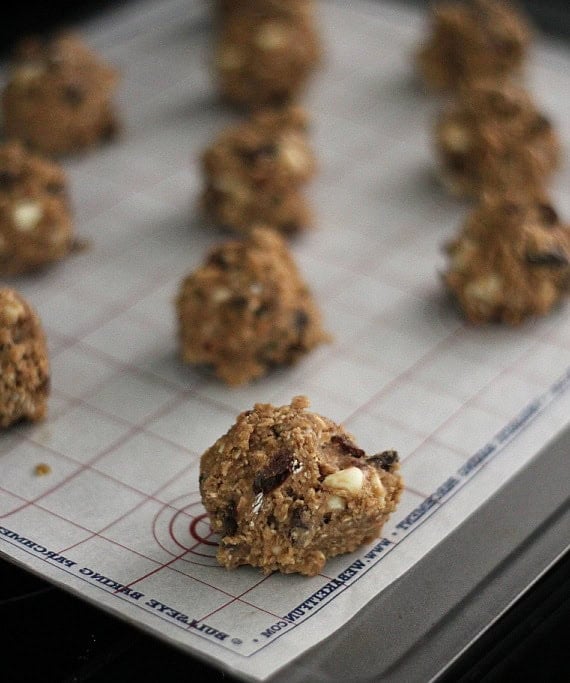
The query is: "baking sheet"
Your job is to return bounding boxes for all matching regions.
[1,0,570,680]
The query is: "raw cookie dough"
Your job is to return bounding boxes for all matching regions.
[176,227,329,385]
[0,141,74,276]
[444,195,570,324]
[0,288,50,428]
[201,106,316,235]
[200,396,403,576]
[214,1,322,108]
[436,80,560,198]
[416,0,531,92]
[2,33,120,156]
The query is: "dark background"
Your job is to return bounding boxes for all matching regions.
[1,1,570,681]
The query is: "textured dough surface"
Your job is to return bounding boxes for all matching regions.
[214,1,322,108]
[0,141,74,276]
[201,106,316,235]
[436,80,559,198]
[0,288,50,428]
[176,227,329,385]
[2,33,119,156]
[444,195,570,324]
[416,0,531,92]
[200,396,403,576]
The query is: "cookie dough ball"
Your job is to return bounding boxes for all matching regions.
[176,227,329,386]
[2,33,120,156]
[200,396,403,576]
[436,80,560,198]
[444,196,570,324]
[0,142,74,276]
[0,288,50,428]
[416,0,531,92]
[214,2,322,108]
[201,107,316,235]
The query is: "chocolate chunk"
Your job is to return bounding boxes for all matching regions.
[0,170,18,190]
[45,181,65,196]
[290,506,309,529]
[253,448,294,494]
[229,295,248,310]
[368,450,399,471]
[503,201,522,217]
[526,250,569,267]
[280,221,300,235]
[254,302,272,317]
[238,143,277,166]
[207,251,231,270]
[529,114,552,135]
[37,376,51,394]
[446,152,467,173]
[222,501,238,536]
[294,309,309,333]
[62,84,85,106]
[537,203,559,226]
[489,92,521,117]
[331,434,365,459]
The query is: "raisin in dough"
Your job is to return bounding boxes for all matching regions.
[0,141,74,276]
[416,0,531,92]
[436,80,559,198]
[201,106,316,235]
[0,288,50,428]
[200,396,404,576]
[444,196,570,324]
[2,33,119,156]
[176,228,329,385]
[214,1,322,108]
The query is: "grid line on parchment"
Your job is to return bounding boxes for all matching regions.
[0,480,286,618]
[96,317,568,613]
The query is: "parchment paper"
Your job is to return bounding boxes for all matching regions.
[1,1,569,680]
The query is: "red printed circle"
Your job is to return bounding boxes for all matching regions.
[151,492,221,567]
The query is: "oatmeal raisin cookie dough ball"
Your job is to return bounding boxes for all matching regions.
[214,1,322,108]
[0,141,74,276]
[176,227,329,385]
[0,288,50,428]
[436,80,559,198]
[201,106,316,235]
[200,396,403,576]
[2,33,120,156]
[416,0,531,93]
[444,195,570,324]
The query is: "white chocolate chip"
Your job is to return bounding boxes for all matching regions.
[255,22,288,50]
[326,494,346,511]
[323,466,364,495]
[537,279,557,308]
[12,63,45,86]
[211,287,232,304]
[279,134,311,176]
[441,123,471,153]
[3,301,25,325]
[465,273,503,305]
[216,45,244,70]
[213,176,250,204]
[13,201,42,232]
[451,238,477,272]
[249,282,263,296]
